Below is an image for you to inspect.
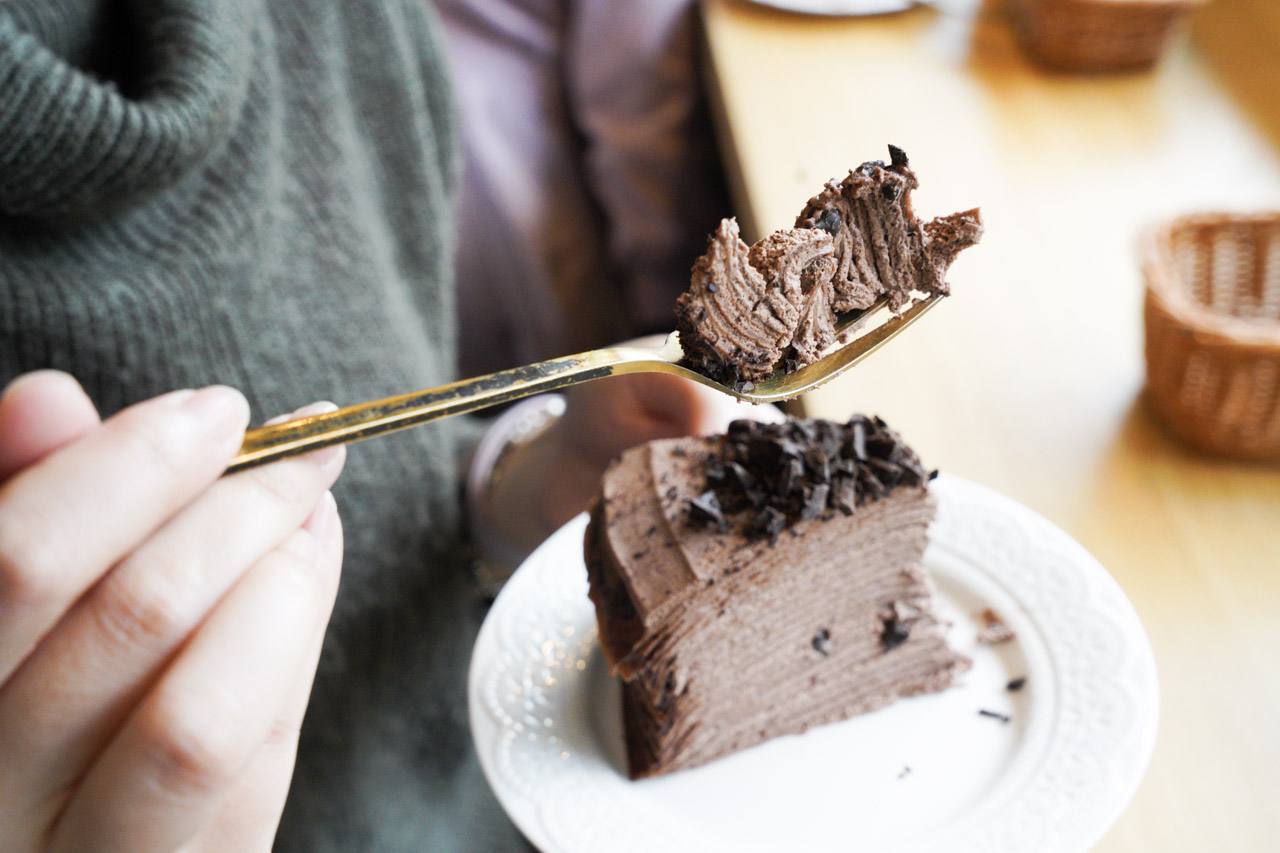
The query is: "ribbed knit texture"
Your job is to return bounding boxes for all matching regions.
[0,2,528,849]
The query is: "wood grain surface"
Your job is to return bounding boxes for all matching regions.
[699,0,1280,848]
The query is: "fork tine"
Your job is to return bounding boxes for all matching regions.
[747,295,943,401]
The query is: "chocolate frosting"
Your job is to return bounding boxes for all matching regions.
[674,219,835,386]
[676,146,982,388]
[584,416,972,778]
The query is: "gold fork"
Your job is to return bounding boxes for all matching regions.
[226,294,941,474]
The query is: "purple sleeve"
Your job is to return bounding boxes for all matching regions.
[436,0,728,375]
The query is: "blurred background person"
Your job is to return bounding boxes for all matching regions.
[0,1,749,850]
[435,0,732,375]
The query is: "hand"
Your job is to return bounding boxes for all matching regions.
[0,371,345,853]
[488,353,783,562]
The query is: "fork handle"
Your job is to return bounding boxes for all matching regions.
[227,347,635,475]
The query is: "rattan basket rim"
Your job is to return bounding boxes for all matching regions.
[1030,0,1205,7]
[1141,212,1280,351]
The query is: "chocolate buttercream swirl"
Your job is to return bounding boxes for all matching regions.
[674,218,835,387]
[794,152,925,313]
[678,146,983,389]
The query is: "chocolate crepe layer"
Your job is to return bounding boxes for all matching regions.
[675,146,982,388]
[584,417,971,779]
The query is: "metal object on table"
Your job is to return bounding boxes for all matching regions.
[226,294,941,474]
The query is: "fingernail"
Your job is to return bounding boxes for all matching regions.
[182,386,251,434]
[1,369,81,403]
[308,442,346,471]
[305,490,339,541]
[266,403,344,470]
[264,400,339,427]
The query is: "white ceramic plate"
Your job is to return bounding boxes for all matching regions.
[468,474,1158,853]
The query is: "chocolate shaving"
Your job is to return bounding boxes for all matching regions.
[723,461,755,492]
[850,421,868,461]
[800,484,829,520]
[881,615,911,651]
[688,491,724,527]
[811,629,832,657]
[978,709,1011,724]
[813,208,842,235]
[860,468,886,500]
[1006,677,1027,692]
[831,476,857,515]
[756,506,786,544]
[976,608,1016,645]
[779,457,802,495]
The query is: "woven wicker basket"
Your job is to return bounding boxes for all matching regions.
[1143,213,1280,460]
[1008,0,1201,72]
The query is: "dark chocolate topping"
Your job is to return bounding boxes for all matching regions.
[692,415,929,541]
[688,490,725,527]
[881,615,912,651]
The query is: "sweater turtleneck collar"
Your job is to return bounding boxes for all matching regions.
[0,0,257,219]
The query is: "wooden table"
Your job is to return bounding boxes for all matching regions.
[699,0,1280,849]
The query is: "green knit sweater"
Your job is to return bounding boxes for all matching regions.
[0,1,525,848]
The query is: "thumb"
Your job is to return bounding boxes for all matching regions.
[621,372,721,437]
[619,372,786,440]
[0,371,102,481]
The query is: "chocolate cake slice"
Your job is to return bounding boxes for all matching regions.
[584,417,971,779]
[675,146,982,388]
